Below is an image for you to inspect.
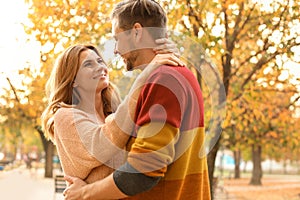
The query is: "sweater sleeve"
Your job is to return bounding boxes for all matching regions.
[54,108,129,165]
[129,69,185,175]
[113,61,167,135]
[54,108,103,179]
[113,68,187,194]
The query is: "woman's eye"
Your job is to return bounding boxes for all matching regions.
[97,58,104,64]
[84,62,92,67]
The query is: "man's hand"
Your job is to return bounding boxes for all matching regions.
[63,175,87,200]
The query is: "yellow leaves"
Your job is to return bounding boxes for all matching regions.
[293,139,299,147]
[268,131,278,139]
[235,121,244,131]
[242,119,248,127]
[222,111,231,128]
[20,0,300,162]
[253,125,258,132]
[253,109,262,119]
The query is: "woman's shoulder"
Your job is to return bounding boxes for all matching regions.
[54,107,88,123]
[54,107,71,118]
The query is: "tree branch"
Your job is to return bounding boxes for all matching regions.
[232,53,279,101]
[6,77,20,103]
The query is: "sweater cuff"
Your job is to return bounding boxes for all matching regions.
[113,162,161,196]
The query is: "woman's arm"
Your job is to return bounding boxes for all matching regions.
[112,52,184,136]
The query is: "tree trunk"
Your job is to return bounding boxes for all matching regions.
[196,54,226,200]
[283,159,287,174]
[207,137,220,200]
[206,66,227,199]
[45,141,54,178]
[233,149,241,179]
[243,160,248,173]
[269,160,273,174]
[250,144,262,185]
[35,126,54,178]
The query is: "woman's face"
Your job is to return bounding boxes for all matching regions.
[74,49,109,93]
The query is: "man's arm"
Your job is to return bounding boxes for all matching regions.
[64,162,162,200]
[65,163,164,200]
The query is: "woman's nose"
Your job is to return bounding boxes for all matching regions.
[97,63,107,73]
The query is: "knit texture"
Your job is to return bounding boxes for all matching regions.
[122,65,211,200]
[54,108,127,183]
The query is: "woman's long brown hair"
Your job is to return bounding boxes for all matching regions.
[41,44,121,141]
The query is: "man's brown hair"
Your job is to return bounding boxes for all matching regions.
[111,0,167,38]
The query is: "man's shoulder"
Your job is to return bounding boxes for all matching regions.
[151,65,194,77]
[148,65,197,86]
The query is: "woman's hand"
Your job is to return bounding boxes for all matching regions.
[63,175,87,200]
[132,52,184,93]
[151,53,185,67]
[153,38,181,58]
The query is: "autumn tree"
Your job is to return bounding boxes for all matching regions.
[0,67,44,164]
[234,66,298,184]
[22,0,300,189]
[23,0,123,177]
[161,0,300,193]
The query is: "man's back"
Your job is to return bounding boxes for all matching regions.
[125,65,211,200]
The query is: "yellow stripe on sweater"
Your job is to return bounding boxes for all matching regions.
[128,123,179,176]
[127,123,207,178]
[164,127,208,180]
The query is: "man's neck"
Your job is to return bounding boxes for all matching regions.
[134,49,156,71]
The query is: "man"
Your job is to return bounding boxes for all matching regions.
[64,0,210,199]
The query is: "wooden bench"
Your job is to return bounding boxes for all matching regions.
[53,175,67,200]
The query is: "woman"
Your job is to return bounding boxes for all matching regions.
[41,43,183,184]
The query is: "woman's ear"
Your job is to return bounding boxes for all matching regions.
[73,81,78,87]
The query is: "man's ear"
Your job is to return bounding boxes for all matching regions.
[132,23,143,42]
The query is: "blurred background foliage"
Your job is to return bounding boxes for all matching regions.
[0,0,299,196]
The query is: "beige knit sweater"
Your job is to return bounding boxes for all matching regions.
[54,108,128,184]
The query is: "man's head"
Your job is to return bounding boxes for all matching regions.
[111,0,167,33]
[111,0,167,71]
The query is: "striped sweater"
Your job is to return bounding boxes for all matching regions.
[122,65,211,200]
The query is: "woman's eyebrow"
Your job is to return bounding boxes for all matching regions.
[82,59,93,65]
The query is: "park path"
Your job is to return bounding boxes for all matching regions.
[1,166,299,200]
[216,174,300,200]
[0,166,63,200]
